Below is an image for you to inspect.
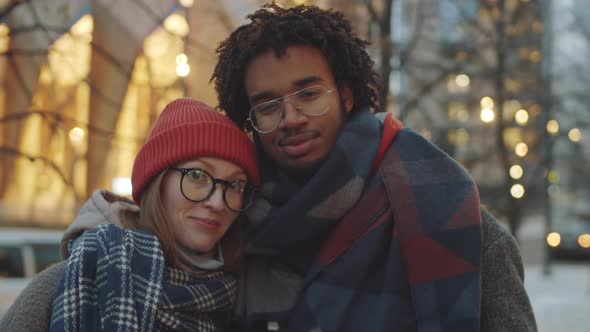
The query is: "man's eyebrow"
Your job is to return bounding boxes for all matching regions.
[293,76,323,87]
[248,76,325,105]
[249,91,274,105]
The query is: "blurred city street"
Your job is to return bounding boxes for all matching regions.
[519,217,590,332]
[1,0,590,330]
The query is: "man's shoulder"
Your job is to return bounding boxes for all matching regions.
[480,208,516,247]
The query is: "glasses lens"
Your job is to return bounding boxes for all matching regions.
[293,86,331,116]
[181,169,213,201]
[251,101,283,133]
[224,181,255,212]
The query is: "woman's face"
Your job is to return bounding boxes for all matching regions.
[161,157,246,253]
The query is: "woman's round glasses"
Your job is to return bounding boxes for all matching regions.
[169,167,256,212]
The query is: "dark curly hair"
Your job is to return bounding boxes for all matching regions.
[211,3,381,129]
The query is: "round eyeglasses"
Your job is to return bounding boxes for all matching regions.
[169,167,256,213]
[247,85,335,134]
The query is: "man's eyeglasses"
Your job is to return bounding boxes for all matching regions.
[169,167,256,213]
[247,85,335,133]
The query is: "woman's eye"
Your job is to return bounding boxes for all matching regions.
[228,181,246,193]
[188,170,208,182]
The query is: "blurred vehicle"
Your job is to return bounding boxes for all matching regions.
[546,213,590,259]
[0,228,63,318]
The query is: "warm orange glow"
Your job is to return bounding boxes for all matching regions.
[176,63,190,77]
[455,74,470,87]
[68,127,86,144]
[510,184,525,199]
[164,13,189,37]
[509,165,523,179]
[480,96,494,109]
[176,53,188,65]
[546,232,561,247]
[578,234,590,249]
[546,120,559,135]
[179,0,194,7]
[515,142,528,157]
[568,128,582,142]
[515,109,529,125]
[481,108,495,123]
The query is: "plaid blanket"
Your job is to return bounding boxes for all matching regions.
[241,110,482,331]
[50,224,236,332]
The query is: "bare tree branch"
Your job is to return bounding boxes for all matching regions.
[0,110,145,143]
[129,0,215,60]
[397,0,426,68]
[0,0,29,21]
[0,146,81,202]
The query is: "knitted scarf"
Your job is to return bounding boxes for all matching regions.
[246,110,381,259]
[240,109,381,319]
[241,110,482,331]
[50,224,237,332]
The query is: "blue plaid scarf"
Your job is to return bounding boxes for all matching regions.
[241,110,482,331]
[50,224,237,331]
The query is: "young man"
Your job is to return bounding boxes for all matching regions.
[212,3,537,332]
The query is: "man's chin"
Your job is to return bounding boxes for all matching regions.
[279,154,326,182]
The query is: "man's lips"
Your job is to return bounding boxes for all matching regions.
[278,132,318,157]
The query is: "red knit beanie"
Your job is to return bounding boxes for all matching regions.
[131,98,259,205]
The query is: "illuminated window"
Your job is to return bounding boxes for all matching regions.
[447,128,470,147]
[529,49,541,63]
[515,142,528,157]
[164,13,189,37]
[509,165,523,179]
[568,128,581,142]
[514,109,529,125]
[447,74,471,93]
[546,120,559,135]
[448,101,470,122]
[480,96,494,109]
[510,184,525,199]
[503,128,523,149]
[480,108,495,123]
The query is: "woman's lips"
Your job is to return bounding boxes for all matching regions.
[189,217,220,230]
[279,132,318,157]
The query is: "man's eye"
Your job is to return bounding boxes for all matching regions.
[256,102,280,115]
[298,88,322,100]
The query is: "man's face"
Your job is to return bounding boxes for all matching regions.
[243,45,353,178]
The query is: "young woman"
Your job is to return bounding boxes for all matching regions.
[0,98,259,331]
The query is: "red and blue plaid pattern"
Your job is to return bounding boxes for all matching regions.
[241,111,482,331]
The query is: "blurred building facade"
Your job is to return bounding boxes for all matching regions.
[0,0,356,228]
[547,0,590,219]
[2,0,586,230]
[387,0,558,233]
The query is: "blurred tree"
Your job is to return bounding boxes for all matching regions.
[364,0,548,236]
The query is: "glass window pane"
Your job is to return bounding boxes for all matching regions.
[0,247,24,278]
[32,244,61,273]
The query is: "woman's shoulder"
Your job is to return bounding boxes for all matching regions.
[0,261,67,332]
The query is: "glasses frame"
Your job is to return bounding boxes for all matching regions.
[169,167,256,213]
[247,85,335,134]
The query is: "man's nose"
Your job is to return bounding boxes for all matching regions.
[279,100,307,129]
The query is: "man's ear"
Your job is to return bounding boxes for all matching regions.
[341,86,354,113]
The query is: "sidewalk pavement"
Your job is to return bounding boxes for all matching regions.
[525,263,590,332]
